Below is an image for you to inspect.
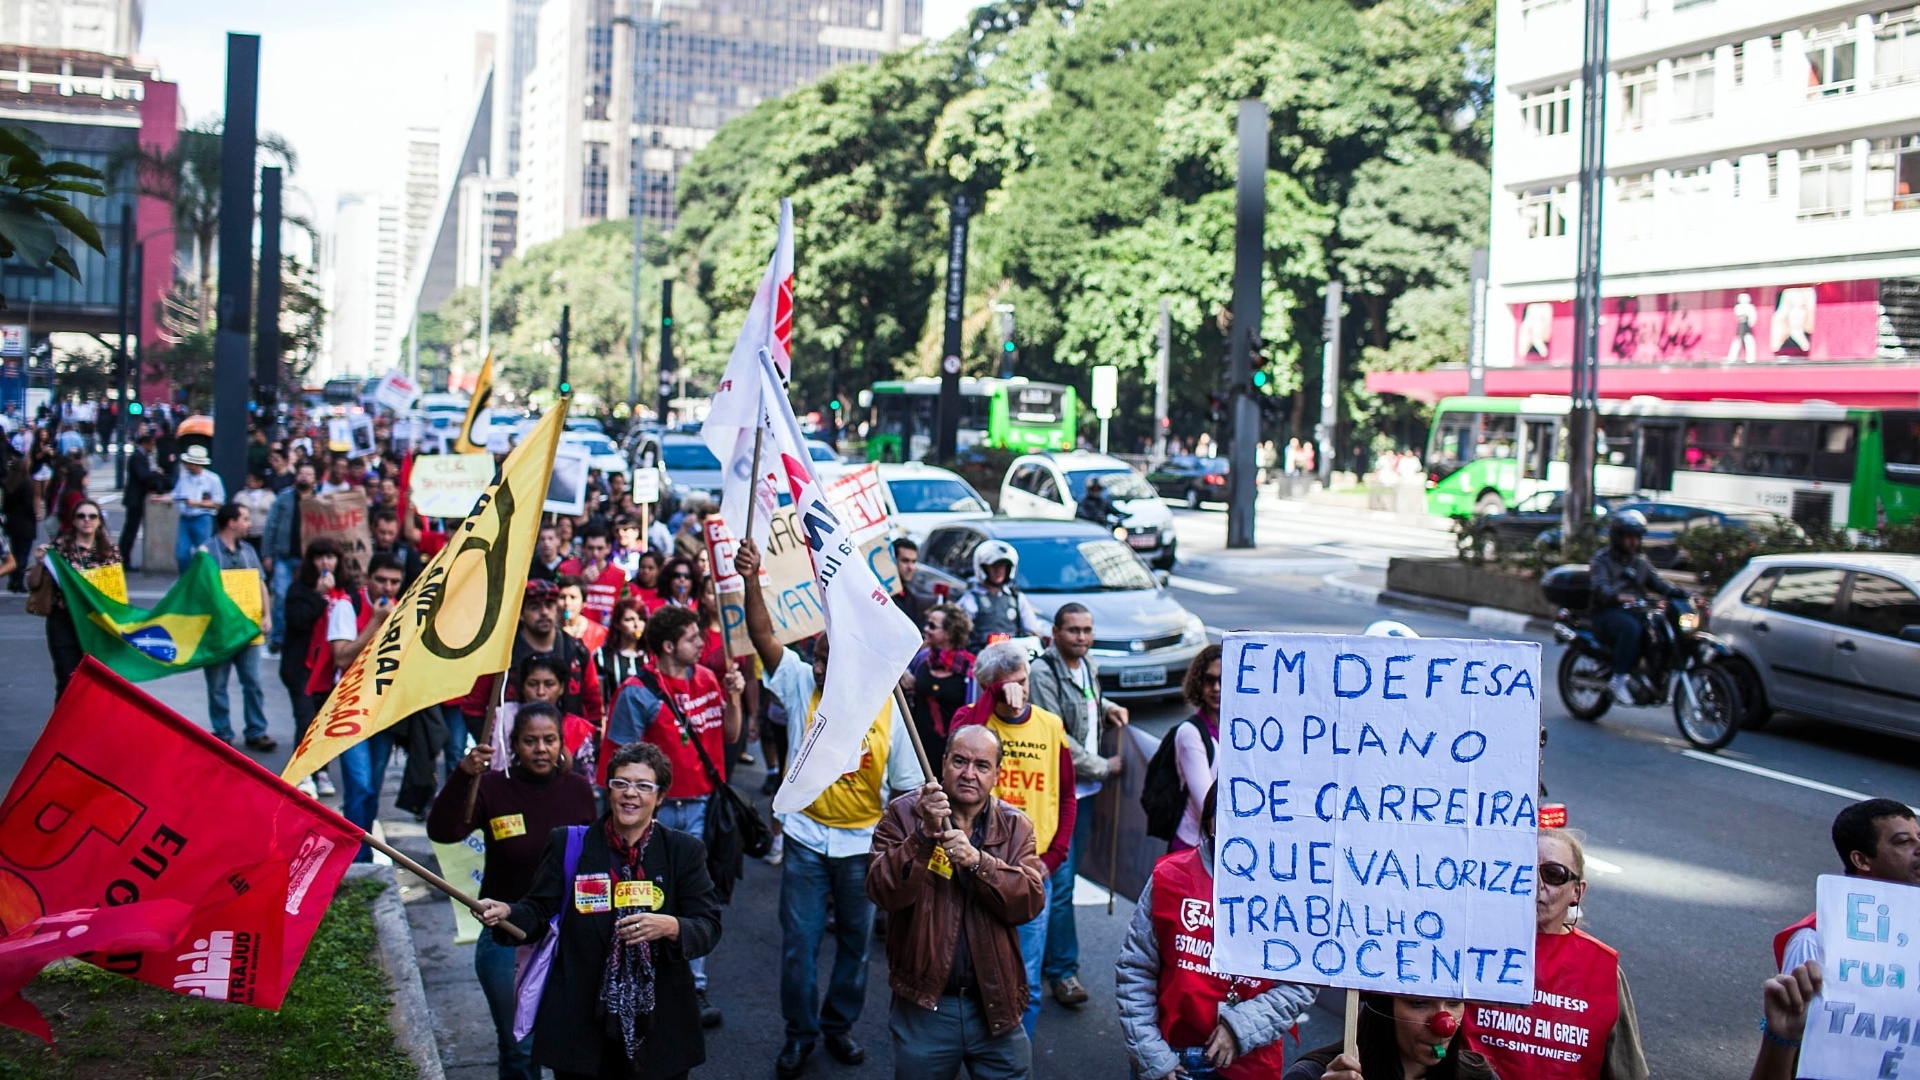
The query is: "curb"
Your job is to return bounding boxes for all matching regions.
[346,863,446,1080]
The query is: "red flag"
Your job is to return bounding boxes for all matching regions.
[0,901,192,1041]
[0,658,362,1020]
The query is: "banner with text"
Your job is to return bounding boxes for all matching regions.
[1212,633,1542,1005]
[409,453,497,519]
[710,502,898,655]
[1800,874,1920,1079]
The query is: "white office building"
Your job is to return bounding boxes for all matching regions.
[1376,0,1920,407]
[0,0,140,58]
[325,193,403,379]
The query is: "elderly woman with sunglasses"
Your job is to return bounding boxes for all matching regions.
[1462,827,1649,1080]
[26,498,117,697]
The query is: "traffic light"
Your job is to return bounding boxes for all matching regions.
[128,401,143,416]
[828,396,843,412]
[1250,333,1272,390]
[558,379,572,395]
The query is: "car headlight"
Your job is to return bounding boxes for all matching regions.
[1182,614,1208,646]
[1113,526,1129,541]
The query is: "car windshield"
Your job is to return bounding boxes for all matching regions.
[888,478,988,514]
[569,436,618,455]
[1013,538,1156,593]
[663,442,721,470]
[1065,469,1157,502]
[808,444,840,463]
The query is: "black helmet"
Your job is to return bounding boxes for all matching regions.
[1610,509,1648,539]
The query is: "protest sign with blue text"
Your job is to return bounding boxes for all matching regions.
[1799,874,1920,1079]
[1211,632,1542,1005]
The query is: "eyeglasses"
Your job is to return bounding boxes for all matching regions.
[1538,861,1581,887]
[1201,674,1221,687]
[606,778,661,795]
[668,572,693,580]
[72,512,100,521]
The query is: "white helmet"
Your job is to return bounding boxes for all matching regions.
[972,539,1020,581]
[1364,619,1420,638]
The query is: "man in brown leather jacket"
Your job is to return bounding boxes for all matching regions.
[868,725,1048,1080]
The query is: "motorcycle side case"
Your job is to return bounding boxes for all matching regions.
[1541,565,1592,611]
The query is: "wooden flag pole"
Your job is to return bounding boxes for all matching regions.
[361,831,526,942]
[1343,989,1360,1059]
[739,426,767,547]
[464,673,505,821]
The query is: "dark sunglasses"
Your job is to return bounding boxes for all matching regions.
[668,571,693,580]
[72,511,101,520]
[1201,674,1221,687]
[1538,861,1580,887]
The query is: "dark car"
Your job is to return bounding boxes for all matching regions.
[1145,455,1230,509]
[1539,499,1795,569]
[1468,490,1609,560]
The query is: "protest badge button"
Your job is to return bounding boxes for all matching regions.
[927,845,954,879]
[574,873,613,913]
[615,880,664,910]
[488,814,527,841]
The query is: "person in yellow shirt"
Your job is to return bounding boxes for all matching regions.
[737,540,926,1080]
[951,639,1077,1040]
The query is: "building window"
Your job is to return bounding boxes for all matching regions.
[1868,135,1920,213]
[1732,42,1746,85]
[1520,83,1573,136]
[1519,186,1568,238]
[1875,7,1920,87]
[1618,65,1657,130]
[582,143,610,219]
[1671,52,1716,121]
[1615,172,1655,239]
[1767,152,1781,198]
[1805,22,1858,96]
[1798,143,1854,219]
[1668,164,1712,201]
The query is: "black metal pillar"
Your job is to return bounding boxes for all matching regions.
[212,32,259,495]
[1226,100,1266,550]
[557,305,571,394]
[934,194,970,464]
[1566,0,1609,541]
[657,278,674,421]
[113,202,131,489]
[255,165,282,417]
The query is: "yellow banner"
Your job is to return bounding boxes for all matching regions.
[282,402,567,781]
[220,567,266,647]
[453,353,494,455]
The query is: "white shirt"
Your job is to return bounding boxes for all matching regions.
[170,469,226,517]
[1062,659,1103,800]
[1781,926,1821,974]
[325,595,362,684]
[317,479,354,495]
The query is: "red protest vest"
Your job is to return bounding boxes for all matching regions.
[303,590,374,696]
[1149,848,1287,1080]
[1774,912,1817,970]
[1464,928,1620,1080]
[637,664,727,799]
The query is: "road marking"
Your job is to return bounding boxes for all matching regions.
[1167,574,1238,596]
[1680,749,1890,804]
[1586,856,1624,875]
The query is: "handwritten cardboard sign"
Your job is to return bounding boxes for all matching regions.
[1801,874,1920,1079]
[710,503,899,656]
[1212,633,1542,1004]
[409,453,496,519]
[299,489,372,574]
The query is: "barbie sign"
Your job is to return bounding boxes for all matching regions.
[1509,279,1891,366]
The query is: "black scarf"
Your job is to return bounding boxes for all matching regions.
[599,818,658,1070]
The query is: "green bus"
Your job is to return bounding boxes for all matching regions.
[1423,395,1920,530]
[862,377,1078,462]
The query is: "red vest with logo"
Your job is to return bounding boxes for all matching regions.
[1464,928,1620,1080]
[636,665,727,799]
[1774,913,1817,970]
[1148,849,1286,1080]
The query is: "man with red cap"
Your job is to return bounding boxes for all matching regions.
[452,579,603,751]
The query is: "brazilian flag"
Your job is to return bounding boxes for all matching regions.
[50,550,261,681]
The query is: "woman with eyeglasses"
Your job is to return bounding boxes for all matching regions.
[26,497,118,697]
[1285,995,1495,1080]
[645,554,701,615]
[1462,827,1649,1080]
[1171,645,1223,853]
[433,701,596,1080]
[477,739,723,1080]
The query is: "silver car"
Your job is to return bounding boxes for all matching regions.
[907,519,1207,700]
[633,433,728,507]
[1710,552,1920,738]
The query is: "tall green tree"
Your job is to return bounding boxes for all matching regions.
[0,126,105,308]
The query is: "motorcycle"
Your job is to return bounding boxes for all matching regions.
[1542,565,1743,751]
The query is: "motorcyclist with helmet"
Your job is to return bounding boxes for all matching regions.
[1587,509,1689,702]
[958,540,1050,651]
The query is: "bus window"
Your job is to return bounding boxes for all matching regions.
[1599,416,1636,466]
[1522,420,1556,479]
[1428,412,1477,479]
[1476,413,1517,460]
[1885,411,1920,483]
[1814,422,1857,482]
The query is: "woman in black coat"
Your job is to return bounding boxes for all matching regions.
[479,739,722,1080]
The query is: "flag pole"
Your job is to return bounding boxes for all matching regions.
[465,673,504,821]
[740,425,767,544]
[892,685,934,782]
[361,830,526,942]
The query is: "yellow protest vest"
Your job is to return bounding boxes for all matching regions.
[986,705,1067,853]
[801,691,894,830]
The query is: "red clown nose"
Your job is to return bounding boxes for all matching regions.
[1428,1012,1459,1038]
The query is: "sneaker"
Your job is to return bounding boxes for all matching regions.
[314,772,337,797]
[696,988,723,1028]
[764,834,785,866]
[245,735,279,752]
[296,776,318,798]
[760,771,781,797]
[1051,976,1089,1007]
[1607,674,1633,702]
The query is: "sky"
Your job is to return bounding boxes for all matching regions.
[141,0,977,234]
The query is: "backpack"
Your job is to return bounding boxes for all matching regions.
[1140,714,1213,841]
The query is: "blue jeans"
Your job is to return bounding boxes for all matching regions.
[780,839,873,1041]
[340,732,395,862]
[474,931,537,1080]
[1016,904,1047,1039]
[175,513,212,572]
[204,644,269,742]
[657,797,710,989]
[443,705,472,784]
[1592,608,1645,677]
[1042,796,1093,983]
[269,559,295,650]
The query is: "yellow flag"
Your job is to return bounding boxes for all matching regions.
[282,402,567,781]
[453,353,495,455]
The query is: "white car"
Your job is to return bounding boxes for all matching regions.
[805,439,849,481]
[999,451,1177,569]
[874,462,992,542]
[562,431,629,480]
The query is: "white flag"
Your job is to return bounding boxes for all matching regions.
[751,345,923,813]
[702,199,795,549]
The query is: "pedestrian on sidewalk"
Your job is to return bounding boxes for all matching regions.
[26,498,117,698]
[4,449,39,592]
[169,445,224,572]
[200,502,276,751]
[1027,603,1128,1010]
[233,471,275,560]
[950,641,1077,1039]
[736,539,925,1080]
[429,701,595,1080]
[263,461,315,653]
[120,426,160,568]
[280,537,339,797]
[867,725,1048,1080]
[477,740,726,1080]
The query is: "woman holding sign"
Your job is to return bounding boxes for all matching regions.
[1461,828,1649,1080]
[429,701,595,1080]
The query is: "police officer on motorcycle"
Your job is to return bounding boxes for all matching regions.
[1588,509,1689,702]
[957,539,1049,650]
